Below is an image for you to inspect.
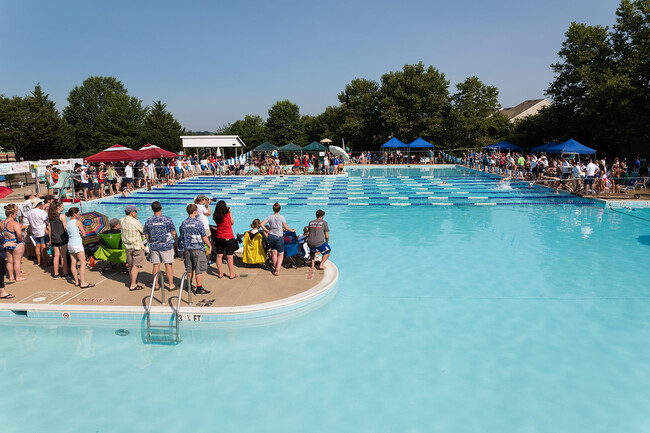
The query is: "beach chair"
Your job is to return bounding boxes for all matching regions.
[51,171,72,198]
[93,232,126,274]
[242,231,266,266]
[622,177,645,193]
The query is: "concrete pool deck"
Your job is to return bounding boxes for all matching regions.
[0,253,339,324]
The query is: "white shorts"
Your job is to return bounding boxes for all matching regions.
[68,244,84,254]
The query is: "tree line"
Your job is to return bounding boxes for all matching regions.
[0,76,185,160]
[221,62,511,152]
[1,0,647,159]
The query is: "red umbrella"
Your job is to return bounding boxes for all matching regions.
[0,186,13,199]
[137,143,179,159]
[85,144,144,163]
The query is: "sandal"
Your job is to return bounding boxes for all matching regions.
[229,274,239,279]
[0,294,15,299]
[79,283,95,288]
[129,284,145,291]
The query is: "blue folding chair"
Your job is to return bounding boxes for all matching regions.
[283,231,306,268]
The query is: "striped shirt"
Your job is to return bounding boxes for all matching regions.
[120,215,145,250]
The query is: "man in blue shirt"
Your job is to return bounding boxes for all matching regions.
[143,201,177,291]
[179,204,211,295]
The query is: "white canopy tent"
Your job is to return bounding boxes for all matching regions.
[180,135,245,157]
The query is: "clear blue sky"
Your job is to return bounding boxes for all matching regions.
[1,0,619,131]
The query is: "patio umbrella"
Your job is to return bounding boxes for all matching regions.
[278,143,303,152]
[79,211,109,245]
[252,142,279,152]
[0,186,13,199]
[85,144,143,163]
[329,145,350,162]
[137,143,179,159]
[303,141,327,152]
[320,138,333,144]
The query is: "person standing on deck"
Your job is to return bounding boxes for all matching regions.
[143,201,177,292]
[121,205,146,291]
[261,202,295,276]
[179,204,211,295]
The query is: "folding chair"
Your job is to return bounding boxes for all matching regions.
[93,232,127,274]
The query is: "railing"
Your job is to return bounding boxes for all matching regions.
[145,270,185,344]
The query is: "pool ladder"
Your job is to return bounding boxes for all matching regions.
[145,271,193,345]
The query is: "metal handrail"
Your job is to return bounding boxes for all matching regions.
[146,270,167,312]
[178,272,193,306]
[172,272,192,342]
[145,270,167,340]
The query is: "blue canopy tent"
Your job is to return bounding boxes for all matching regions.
[405,137,435,163]
[546,138,596,155]
[484,141,522,152]
[381,137,407,148]
[531,141,560,154]
[407,137,435,148]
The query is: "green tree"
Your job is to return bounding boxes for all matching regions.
[303,106,342,145]
[92,94,148,150]
[63,76,127,154]
[0,85,74,159]
[380,62,450,143]
[447,76,509,148]
[0,95,24,154]
[266,100,304,145]
[337,78,382,150]
[142,101,185,151]
[545,2,650,155]
[222,114,267,150]
[509,105,575,148]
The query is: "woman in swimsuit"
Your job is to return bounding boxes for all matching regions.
[2,204,27,281]
[65,207,94,288]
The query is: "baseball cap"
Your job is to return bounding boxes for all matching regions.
[125,205,138,213]
[196,194,209,201]
[109,218,120,227]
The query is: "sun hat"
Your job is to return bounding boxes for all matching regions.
[196,194,209,201]
[125,205,138,213]
[31,198,44,208]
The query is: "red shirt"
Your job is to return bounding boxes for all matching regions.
[215,212,234,239]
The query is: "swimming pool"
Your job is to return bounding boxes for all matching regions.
[2,166,649,432]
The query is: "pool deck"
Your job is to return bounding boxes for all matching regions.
[0,253,338,323]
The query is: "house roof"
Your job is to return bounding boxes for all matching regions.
[500,99,551,121]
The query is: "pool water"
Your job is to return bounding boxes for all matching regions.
[2,166,649,433]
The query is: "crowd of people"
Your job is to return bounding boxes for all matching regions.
[0,190,331,300]
[43,152,349,201]
[461,151,648,194]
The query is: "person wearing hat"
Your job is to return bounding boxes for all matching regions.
[120,205,145,291]
[26,198,49,267]
[106,218,121,234]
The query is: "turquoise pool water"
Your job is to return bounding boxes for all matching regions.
[2,166,649,432]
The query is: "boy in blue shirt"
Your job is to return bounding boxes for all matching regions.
[179,204,211,295]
